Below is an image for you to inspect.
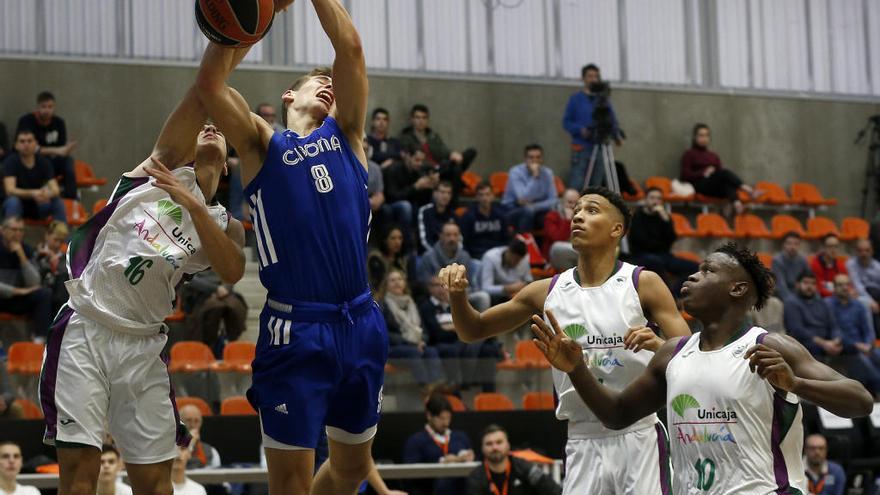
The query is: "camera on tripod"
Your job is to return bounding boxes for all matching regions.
[588,81,616,144]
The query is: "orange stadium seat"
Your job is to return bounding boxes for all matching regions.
[489,172,509,196]
[175,397,213,417]
[74,160,107,187]
[169,342,215,373]
[460,170,482,197]
[63,199,88,227]
[212,342,255,373]
[696,213,735,238]
[444,394,467,412]
[790,183,837,206]
[522,392,554,410]
[839,217,869,241]
[734,214,772,239]
[757,252,774,269]
[753,181,791,205]
[14,398,43,419]
[622,179,645,202]
[220,396,257,416]
[806,216,839,240]
[554,176,565,196]
[454,206,468,218]
[645,176,693,202]
[7,342,45,375]
[770,215,806,239]
[92,199,108,214]
[515,340,550,369]
[671,213,697,237]
[474,392,515,412]
[165,296,186,323]
[674,251,702,264]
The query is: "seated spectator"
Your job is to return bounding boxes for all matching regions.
[418,222,490,311]
[804,434,846,495]
[179,404,222,469]
[680,123,755,216]
[255,102,285,133]
[368,225,418,294]
[403,395,474,495]
[418,181,454,254]
[382,268,445,387]
[747,289,786,335]
[542,188,579,271]
[459,182,510,260]
[97,445,133,495]
[3,129,66,224]
[399,104,476,203]
[773,232,810,301]
[784,271,843,358]
[383,146,437,239]
[33,220,69,313]
[0,442,40,495]
[365,136,392,248]
[846,238,880,330]
[502,145,558,233]
[367,108,402,168]
[811,234,847,298]
[16,91,77,199]
[826,274,880,393]
[172,447,207,495]
[0,363,23,419]
[181,270,247,356]
[467,424,561,495]
[627,187,697,291]
[480,240,532,305]
[419,275,502,392]
[0,217,52,340]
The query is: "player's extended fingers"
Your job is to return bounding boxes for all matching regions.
[150,156,173,174]
[623,327,646,347]
[451,264,465,286]
[757,359,786,378]
[743,343,771,360]
[530,315,554,343]
[626,332,652,352]
[545,310,564,337]
[532,338,550,355]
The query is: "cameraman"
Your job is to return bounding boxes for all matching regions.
[562,63,623,190]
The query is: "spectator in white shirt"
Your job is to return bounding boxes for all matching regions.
[0,442,39,495]
[96,445,132,495]
[172,448,207,495]
[479,239,533,305]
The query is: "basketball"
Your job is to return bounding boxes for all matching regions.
[195,0,275,47]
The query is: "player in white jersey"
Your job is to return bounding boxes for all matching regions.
[39,87,246,495]
[531,243,873,494]
[439,187,691,494]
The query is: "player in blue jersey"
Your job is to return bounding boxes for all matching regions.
[194,1,385,494]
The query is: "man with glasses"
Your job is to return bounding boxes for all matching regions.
[0,216,52,340]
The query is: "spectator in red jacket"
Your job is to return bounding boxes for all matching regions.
[811,234,848,298]
[680,123,755,216]
[542,188,579,271]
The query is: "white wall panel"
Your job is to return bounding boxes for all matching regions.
[423,0,468,73]
[829,0,869,94]
[716,0,750,88]
[386,0,418,71]
[869,0,880,96]
[558,0,620,80]
[351,0,390,69]
[0,0,38,53]
[492,0,549,77]
[626,0,687,84]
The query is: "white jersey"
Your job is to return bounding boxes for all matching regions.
[64,167,228,335]
[666,327,806,494]
[544,262,658,438]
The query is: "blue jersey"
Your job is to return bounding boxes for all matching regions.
[244,117,370,304]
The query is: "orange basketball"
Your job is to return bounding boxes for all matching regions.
[195,0,275,47]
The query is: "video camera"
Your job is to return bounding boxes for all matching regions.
[589,81,616,144]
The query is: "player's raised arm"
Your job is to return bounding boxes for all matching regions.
[146,86,207,170]
[195,44,273,179]
[440,263,550,342]
[532,311,671,430]
[311,0,368,161]
[625,270,692,352]
[745,333,873,418]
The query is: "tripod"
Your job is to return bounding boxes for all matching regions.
[583,139,620,193]
[858,115,880,218]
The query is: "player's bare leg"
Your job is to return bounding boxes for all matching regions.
[57,447,100,495]
[264,448,314,495]
[310,437,373,495]
[126,459,173,495]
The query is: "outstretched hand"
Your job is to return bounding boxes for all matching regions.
[744,343,796,392]
[146,157,203,213]
[530,310,584,374]
[438,263,469,295]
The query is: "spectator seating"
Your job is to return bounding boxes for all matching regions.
[522,392,554,410]
[460,170,481,196]
[770,214,806,239]
[515,340,550,369]
[63,199,88,227]
[474,392,515,412]
[554,176,565,196]
[13,398,43,419]
[806,216,840,240]
[645,176,692,202]
[489,172,508,196]
[176,396,213,417]
[757,252,774,269]
[671,213,697,237]
[622,179,645,202]
[753,181,792,205]
[840,217,870,241]
[733,214,772,239]
[444,394,467,412]
[695,213,735,238]
[7,342,44,376]
[165,296,186,323]
[791,182,837,207]
[220,396,257,416]
[212,342,255,373]
[73,160,107,188]
[169,341,215,373]
[92,199,108,214]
